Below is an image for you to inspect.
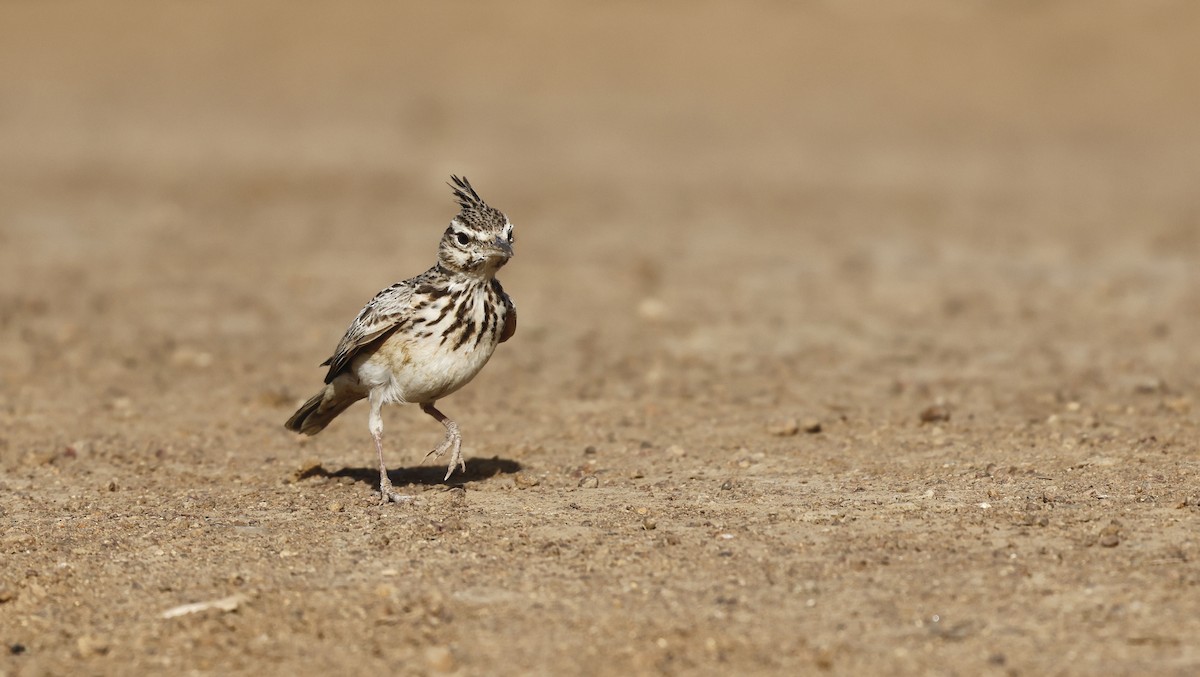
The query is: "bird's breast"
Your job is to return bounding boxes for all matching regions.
[355,280,508,404]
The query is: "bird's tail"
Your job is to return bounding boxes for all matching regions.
[284,384,362,435]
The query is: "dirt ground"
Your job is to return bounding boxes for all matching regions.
[2,1,1199,675]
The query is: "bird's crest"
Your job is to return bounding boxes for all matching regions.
[449,175,488,212]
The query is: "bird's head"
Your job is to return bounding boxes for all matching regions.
[437,175,514,276]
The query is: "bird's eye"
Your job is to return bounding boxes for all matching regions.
[506,227,514,244]
[455,232,470,246]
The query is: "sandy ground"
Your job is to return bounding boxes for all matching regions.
[2,1,1200,675]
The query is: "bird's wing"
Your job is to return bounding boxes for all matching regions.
[494,279,517,343]
[321,282,416,383]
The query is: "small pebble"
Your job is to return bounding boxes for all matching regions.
[766,418,799,436]
[425,646,456,673]
[514,473,540,488]
[920,405,950,424]
[1098,521,1121,547]
[1164,397,1191,414]
[291,458,324,482]
[170,346,214,369]
[1041,486,1060,503]
[583,445,598,456]
[327,502,344,513]
[720,480,734,491]
[665,445,687,457]
[1133,378,1165,394]
[578,475,599,489]
[801,418,822,434]
[76,634,109,657]
[111,397,136,420]
[642,518,657,530]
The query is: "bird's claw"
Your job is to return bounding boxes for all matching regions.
[378,476,413,505]
[443,449,466,481]
[425,432,464,481]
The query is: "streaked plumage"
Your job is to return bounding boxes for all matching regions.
[285,176,516,503]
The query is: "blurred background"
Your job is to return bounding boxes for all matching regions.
[4,2,1197,189]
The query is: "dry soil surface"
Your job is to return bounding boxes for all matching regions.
[2,2,1200,675]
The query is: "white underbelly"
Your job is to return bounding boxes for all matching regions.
[354,332,499,405]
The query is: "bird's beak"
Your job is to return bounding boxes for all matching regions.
[491,237,514,259]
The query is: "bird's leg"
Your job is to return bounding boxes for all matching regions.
[420,402,464,481]
[370,391,411,504]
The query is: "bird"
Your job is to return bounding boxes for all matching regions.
[285,176,517,504]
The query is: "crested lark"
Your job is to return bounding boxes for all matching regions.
[285,176,516,503]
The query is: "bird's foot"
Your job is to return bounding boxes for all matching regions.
[379,475,413,505]
[424,429,465,481]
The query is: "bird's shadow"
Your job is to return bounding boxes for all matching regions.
[296,456,522,490]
